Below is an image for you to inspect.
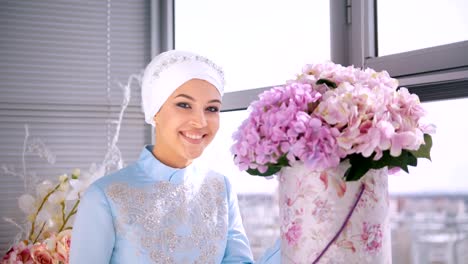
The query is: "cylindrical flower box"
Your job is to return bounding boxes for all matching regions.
[278,162,391,263]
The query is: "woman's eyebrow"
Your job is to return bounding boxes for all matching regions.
[208,99,222,104]
[175,94,221,104]
[175,94,195,101]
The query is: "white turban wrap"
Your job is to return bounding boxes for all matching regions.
[141,50,225,127]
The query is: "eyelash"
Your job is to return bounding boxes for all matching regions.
[176,102,190,109]
[176,102,219,113]
[207,106,220,113]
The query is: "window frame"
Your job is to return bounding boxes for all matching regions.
[165,0,468,112]
[331,0,468,100]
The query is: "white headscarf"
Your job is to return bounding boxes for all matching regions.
[141,50,225,126]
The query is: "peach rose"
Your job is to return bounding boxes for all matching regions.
[54,230,71,264]
[30,243,57,264]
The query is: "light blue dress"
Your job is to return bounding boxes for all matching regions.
[256,239,280,264]
[70,145,255,263]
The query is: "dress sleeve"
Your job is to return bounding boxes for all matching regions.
[255,238,281,264]
[221,176,254,264]
[69,184,115,264]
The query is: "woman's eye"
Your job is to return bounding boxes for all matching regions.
[206,106,220,113]
[176,102,190,109]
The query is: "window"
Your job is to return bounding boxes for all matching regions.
[331,0,468,88]
[377,0,468,56]
[175,0,330,93]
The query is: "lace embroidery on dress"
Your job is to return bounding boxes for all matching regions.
[106,175,227,263]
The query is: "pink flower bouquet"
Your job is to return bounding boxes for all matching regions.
[232,62,435,181]
[1,241,33,264]
[1,168,78,264]
[1,229,71,264]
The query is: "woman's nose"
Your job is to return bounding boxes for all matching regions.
[190,110,207,128]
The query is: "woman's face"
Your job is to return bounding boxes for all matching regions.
[153,79,221,168]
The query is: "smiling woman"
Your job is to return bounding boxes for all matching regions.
[153,79,222,168]
[68,50,255,264]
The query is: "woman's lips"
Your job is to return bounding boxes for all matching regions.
[180,131,205,144]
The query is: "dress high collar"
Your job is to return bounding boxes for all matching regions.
[137,145,192,183]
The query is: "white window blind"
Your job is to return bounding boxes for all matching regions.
[0,0,150,252]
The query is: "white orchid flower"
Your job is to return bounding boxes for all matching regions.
[18,194,36,215]
[67,164,105,200]
[48,191,67,205]
[36,180,54,198]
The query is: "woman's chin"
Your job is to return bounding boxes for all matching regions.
[184,150,204,161]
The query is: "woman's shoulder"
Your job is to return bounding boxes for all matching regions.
[79,162,143,207]
[198,168,243,200]
[199,168,230,184]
